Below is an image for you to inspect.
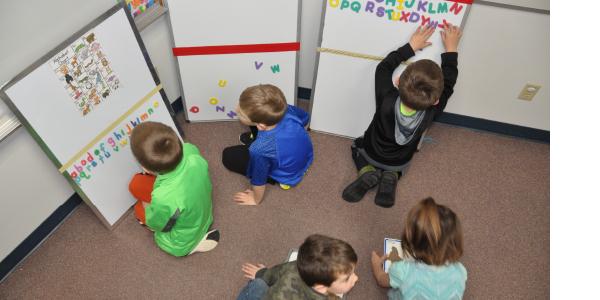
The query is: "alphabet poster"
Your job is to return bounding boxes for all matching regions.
[49,31,120,116]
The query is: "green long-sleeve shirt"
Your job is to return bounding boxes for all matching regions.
[145,143,213,256]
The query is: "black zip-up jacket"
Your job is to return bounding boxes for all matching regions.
[362,43,459,166]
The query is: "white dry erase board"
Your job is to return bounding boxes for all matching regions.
[0,4,181,229]
[310,0,472,138]
[167,0,301,122]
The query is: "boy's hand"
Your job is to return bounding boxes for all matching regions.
[371,251,388,269]
[409,25,435,52]
[440,23,462,52]
[234,189,258,205]
[241,263,266,279]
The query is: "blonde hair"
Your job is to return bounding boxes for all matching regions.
[239,84,287,126]
[401,197,463,265]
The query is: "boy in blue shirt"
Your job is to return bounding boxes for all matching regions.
[222,84,313,205]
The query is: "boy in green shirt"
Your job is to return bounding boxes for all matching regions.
[128,121,218,256]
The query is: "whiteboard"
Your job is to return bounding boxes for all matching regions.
[0,5,180,228]
[310,0,471,138]
[167,0,300,122]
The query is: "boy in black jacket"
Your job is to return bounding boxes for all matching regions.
[342,24,462,208]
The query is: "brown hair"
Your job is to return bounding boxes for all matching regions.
[401,197,463,266]
[130,121,182,174]
[297,234,357,287]
[398,59,444,110]
[239,84,287,126]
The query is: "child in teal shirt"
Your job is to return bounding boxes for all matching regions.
[371,197,467,299]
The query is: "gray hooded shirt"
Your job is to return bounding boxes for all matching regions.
[394,97,425,146]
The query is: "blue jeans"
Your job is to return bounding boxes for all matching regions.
[236,278,269,300]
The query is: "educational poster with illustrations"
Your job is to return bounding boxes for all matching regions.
[49,31,120,116]
[167,0,300,122]
[310,0,471,138]
[0,5,179,228]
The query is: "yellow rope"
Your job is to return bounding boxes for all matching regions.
[317,47,410,65]
[59,84,162,173]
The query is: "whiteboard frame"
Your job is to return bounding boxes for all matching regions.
[0,3,181,229]
[308,1,472,139]
[165,0,303,123]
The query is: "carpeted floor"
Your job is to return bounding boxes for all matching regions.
[0,114,549,299]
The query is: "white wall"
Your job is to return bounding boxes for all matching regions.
[299,2,549,130]
[0,0,180,262]
[447,3,549,130]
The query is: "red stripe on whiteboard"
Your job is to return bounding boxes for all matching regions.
[172,42,300,56]
[448,0,473,4]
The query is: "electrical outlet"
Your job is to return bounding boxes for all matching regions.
[518,84,542,101]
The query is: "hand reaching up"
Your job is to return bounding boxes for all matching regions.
[409,25,435,52]
[441,23,462,52]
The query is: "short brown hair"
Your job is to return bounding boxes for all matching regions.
[401,197,463,266]
[398,59,444,110]
[130,121,182,173]
[239,84,287,126]
[297,234,357,287]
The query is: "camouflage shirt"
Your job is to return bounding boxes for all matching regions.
[256,262,339,300]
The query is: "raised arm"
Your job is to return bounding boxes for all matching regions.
[375,26,435,106]
[434,24,462,115]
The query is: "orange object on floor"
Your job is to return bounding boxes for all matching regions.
[128,173,156,224]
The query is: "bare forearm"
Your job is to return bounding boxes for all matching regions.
[252,185,266,204]
[371,262,391,287]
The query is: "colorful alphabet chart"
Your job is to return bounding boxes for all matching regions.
[0,4,179,228]
[167,1,300,122]
[310,0,472,138]
[49,31,120,116]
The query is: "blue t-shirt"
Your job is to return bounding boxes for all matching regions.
[246,105,313,186]
[388,260,467,300]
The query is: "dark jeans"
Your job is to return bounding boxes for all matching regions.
[221,126,258,175]
[222,144,251,176]
[222,132,276,185]
[351,137,370,171]
[351,137,405,177]
[236,278,268,300]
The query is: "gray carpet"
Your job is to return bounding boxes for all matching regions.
[0,115,549,299]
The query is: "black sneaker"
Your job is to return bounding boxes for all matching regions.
[342,170,382,203]
[374,171,399,208]
[239,132,255,145]
[206,229,220,242]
